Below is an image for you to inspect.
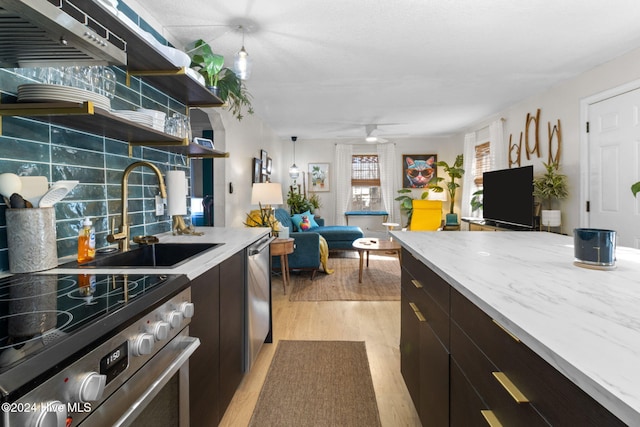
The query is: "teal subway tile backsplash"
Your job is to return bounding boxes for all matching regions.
[0,66,191,272]
[2,116,49,142]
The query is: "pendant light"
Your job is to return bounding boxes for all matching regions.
[233,25,252,80]
[289,136,300,179]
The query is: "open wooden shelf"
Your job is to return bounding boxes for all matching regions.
[0,101,228,157]
[81,0,224,107]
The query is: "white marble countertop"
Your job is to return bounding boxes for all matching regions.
[50,227,270,280]
[391,230,640,426]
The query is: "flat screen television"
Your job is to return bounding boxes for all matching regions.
[482,165,534,229]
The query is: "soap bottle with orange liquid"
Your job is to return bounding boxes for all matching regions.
[77,217,96,263]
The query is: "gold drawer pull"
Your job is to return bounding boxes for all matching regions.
[408,303,426,322]
[411,279,423,289]
[492,319,521,343]
[480,410,503,427]
[492,372,529,403]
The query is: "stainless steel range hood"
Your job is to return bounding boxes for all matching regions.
[0,0,127,67]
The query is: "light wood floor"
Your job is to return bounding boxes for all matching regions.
[219,273,422,427]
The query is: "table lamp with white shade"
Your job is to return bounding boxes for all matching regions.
[251,182,284,210]
[250,182,286,237]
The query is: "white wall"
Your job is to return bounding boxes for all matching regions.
[458,45,640,235]
[217,109,285,227]
[276,135,462,227]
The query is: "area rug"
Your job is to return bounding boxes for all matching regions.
[248,340,382,427]
[289,253,400,301]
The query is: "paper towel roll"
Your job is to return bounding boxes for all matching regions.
[166,170,187,216]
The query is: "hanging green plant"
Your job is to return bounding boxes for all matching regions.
[189,39,254,121]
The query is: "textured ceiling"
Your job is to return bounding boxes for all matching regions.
[132,0,640,141]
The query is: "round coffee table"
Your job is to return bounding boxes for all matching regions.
[352,237,402,283]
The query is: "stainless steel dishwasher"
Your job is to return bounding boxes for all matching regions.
[246,235,274,371]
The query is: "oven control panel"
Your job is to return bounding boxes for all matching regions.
[6,288,193,427]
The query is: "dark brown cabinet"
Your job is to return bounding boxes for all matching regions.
[219,250,246,413]
[190,263,221,425]
[450,288,625,427]
[400,248,450,426]
[189,250,246,426]
[400,249,626,426]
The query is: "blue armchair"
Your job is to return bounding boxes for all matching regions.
[273,209,321,279]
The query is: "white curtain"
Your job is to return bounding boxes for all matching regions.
[377,143,400,223]
[334,144,353,225]
[460,132,476,218]
[489,119,508,170]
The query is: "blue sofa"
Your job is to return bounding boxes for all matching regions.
[273,208,364,278]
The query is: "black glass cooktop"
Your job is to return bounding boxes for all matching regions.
[0,273,189,398]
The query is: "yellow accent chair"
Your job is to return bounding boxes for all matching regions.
[410,200,443,231]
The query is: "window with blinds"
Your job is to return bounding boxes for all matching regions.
[474,142,491,186]
[351,154,382,210]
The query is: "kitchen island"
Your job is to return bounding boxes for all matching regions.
[392,230,640,426]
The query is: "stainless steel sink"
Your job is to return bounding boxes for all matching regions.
[61,243,223,268]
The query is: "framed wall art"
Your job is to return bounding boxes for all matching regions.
[260,149,268,172]
[309,163,330,192]
[252,157,262,184]
[402,154,438,188]
[266,157,272,174]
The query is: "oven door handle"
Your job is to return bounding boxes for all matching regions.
[113,336,200,427]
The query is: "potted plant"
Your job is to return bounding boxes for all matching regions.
[431,154,465,225]
[632,182,640,197]
[189,40,254,121]
[216,68,254,120]
[189,39,224,95]
[533,161,568,228]
[470,189,483,214]
[244,203,281,234]
[286,185,315,214]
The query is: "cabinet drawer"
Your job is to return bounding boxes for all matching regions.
[450,359,488,427]
[400,295,421,411]
[451,288,626,426]
[451,321,549,426]
[402,248,450,314]
[401,267,449,348]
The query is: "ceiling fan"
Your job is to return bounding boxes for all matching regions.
[364,124,388,143]
[333,122,404,142]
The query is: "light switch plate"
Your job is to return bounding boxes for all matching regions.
[155,195,165,216]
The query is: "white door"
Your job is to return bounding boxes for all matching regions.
[587,88,640,248]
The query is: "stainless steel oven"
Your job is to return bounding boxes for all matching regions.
[0,273,198,427]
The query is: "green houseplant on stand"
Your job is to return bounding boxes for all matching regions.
[533,162,568,231]
[431,154,465,226]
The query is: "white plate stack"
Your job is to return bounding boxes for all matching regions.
[17,84,111,111]
[136,108,166,131]
[111,110,155,128]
